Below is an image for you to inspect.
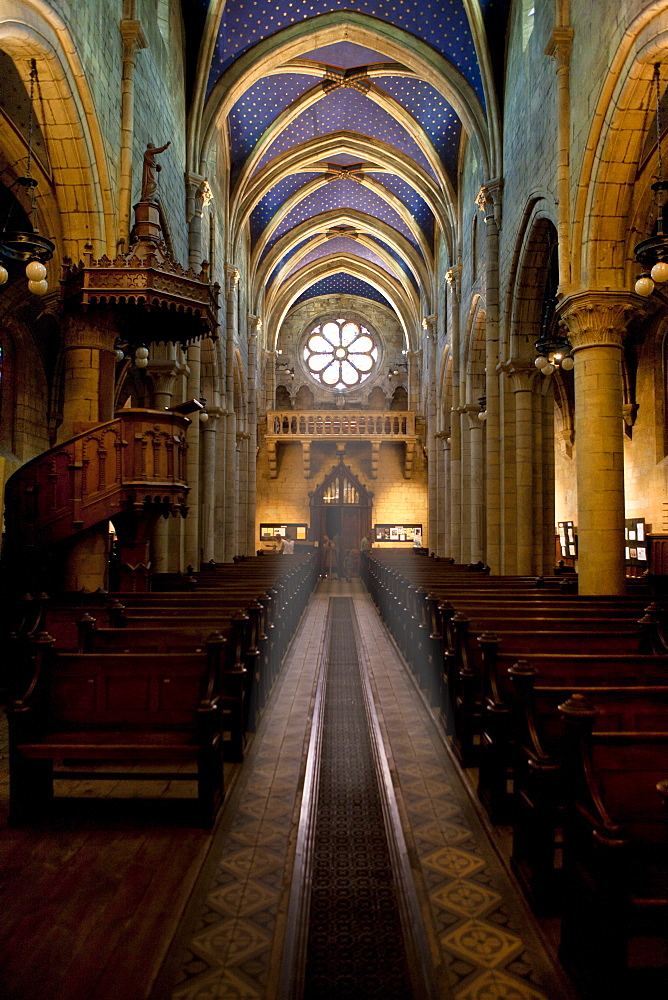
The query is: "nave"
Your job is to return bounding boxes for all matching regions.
[2,580,578,1000]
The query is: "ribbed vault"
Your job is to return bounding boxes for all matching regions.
[186,2,508,346]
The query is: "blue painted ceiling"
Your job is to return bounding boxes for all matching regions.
[193,1,510,310]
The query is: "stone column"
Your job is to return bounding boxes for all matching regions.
[560,294,636,595]
[407,349,421,411]
[424,316,437,553]
[466,407,485,564]
[224,265,239,562]
[509,365,539,575]
[476,180,503,573]
[148,344,185,572]
[119,15,147,252]
[247,318,261,555]
[185,174,209,270]
[446,266,462,563]
[457,405,470,563]
[440,433,451,559]
[183,342,202,569]
[200,408,221,563]
[59,315,117,441]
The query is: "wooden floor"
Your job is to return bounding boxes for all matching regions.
[0,712,238,1000]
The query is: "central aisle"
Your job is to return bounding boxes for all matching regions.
[152,580,578,1000]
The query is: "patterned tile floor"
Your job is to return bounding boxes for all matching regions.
[154,581,580,1000]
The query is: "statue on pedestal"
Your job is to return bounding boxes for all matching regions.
[141,141,170,202]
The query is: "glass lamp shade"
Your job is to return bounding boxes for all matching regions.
[635,274,655,297]
[134,356,148,369]
[0,265,8,285]
[535,355,548,369]
[560,356,575,371]
[199,410,209,424]
[28,278,48,295]
[651,260,668,283]
[541,362,556,375]
[135,346,149,360]
[114,348,125,362]
[25,260,47,281]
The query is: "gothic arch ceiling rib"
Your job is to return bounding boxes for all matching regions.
[266,256,419,347]
[253,209,430,313]
[192,3,509,335]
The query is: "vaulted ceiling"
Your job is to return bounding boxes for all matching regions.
[183,0,510,341]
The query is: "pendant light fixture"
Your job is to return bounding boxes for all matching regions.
[0,59,55,295]
[634,63,668,297]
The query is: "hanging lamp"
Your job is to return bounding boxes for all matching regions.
[0,59,55,295]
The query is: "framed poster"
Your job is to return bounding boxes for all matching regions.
[625,518,648,564]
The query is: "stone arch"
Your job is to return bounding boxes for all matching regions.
[505,201,558,359]
[573,8,668,289]
[0,1,115,259]
[463,296,486,404]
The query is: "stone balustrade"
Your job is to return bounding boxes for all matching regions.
[265,410,417,479]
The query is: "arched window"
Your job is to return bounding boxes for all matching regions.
[303,318,378,389]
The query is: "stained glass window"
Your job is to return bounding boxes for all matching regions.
[303,318,378,389]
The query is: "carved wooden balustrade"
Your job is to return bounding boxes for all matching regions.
[264,409,418,479]
[4,409,190,553]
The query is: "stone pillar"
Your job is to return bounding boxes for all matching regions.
[186,173,209,270]
[545,26,573,294]
[184,342,201,568]
[467,407,485,564]
[424,317,437,553]
[119,15,147,252]
[446,265,462,563]
[224,265,240,562]
[149,344,185,572]
[200,408,221,563]
[441,433,451,559]
[407,349,421,411]
[477,181,503,572]
[59,315,117,441]
[509,365,538,575]
[247,318,261,555]
[560,294,636,595]
[458,406,470,563]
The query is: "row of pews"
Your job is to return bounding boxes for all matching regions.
[5,552,318,827]
[362,549,668,1000]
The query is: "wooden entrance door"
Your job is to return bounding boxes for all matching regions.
[311,462,372,566]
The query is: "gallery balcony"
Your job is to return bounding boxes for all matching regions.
[264,409,418,479]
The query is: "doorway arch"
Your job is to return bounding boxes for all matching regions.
[310,461,373,558]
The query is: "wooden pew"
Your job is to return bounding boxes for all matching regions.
[557,695,668,998]
[7,632,227,827]
[476,642,668,817]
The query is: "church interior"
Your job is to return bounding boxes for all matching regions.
[1,1,668,998]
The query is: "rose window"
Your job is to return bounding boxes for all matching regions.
[303,319,378,389]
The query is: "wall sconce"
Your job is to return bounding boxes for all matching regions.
[199,397,209,423]
[478,396,487,421]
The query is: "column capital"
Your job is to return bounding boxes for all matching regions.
[545,26,573,69]
[225,264,240,297]
[422,313,437,332]
[475,178,504,227]
[558,291,642,351]
[120,19,147,57]
[445,264,462,299]
[501,358,539,392]
[247,314,262,335]
[62,312,118,353]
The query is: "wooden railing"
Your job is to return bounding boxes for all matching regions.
[3,409,190,551]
